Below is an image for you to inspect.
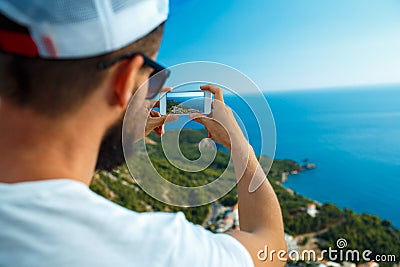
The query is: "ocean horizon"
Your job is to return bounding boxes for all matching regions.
[252,84,399,228]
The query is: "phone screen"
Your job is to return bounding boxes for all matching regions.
[167,91,205,114]
[160,91,212,115]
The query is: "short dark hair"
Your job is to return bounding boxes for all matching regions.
[0,22,165,117]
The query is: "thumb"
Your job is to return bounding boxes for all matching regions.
[151,114,178,130]
[152,114,178,124]
[165,114,179,123]
[149,114,178,136]
[190,113,210,124]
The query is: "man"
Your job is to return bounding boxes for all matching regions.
[0,1,286,266]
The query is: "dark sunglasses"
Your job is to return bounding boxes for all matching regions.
[97,53,170,99]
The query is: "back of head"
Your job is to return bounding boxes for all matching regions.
[0,0,168,117]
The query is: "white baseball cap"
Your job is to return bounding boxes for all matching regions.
[0,0,169,59]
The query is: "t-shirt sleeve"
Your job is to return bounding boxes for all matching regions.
[169,212,254,267]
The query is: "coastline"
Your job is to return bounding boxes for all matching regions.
[280,164,400,229]
[265,87,400,229]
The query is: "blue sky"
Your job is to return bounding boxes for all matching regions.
[158,0,400,91]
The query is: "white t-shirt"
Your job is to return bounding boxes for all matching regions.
[0,179,253,267]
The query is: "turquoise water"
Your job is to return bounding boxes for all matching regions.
[228,85,400,227]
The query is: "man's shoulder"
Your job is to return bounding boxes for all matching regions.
[0,178,190,243]
[0,179,254,266]
[51,179,188,231]
[0,178,186,228]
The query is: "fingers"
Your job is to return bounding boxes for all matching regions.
[146,100,159,110]
[200,84,224,103]
[190,112,213,125]
[190,112,206,121]
[154,126,163,136]
[211,99,226,111]
[159,114,178,136]
[148,110,162,136]
[150,109,161,117]
[153,100,160,109]
[189,114,215,139]
[190,115,212,137]
[147,111,178,136]
[160,86,173,93]
[164,114,179,123]
[150,114,178,124]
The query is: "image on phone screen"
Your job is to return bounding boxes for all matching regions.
[160,91,212,115]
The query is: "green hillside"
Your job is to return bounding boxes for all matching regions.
[90,129,399,264]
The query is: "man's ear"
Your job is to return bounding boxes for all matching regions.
[112,55,144,109]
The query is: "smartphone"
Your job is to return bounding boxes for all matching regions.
[159,91,212,115]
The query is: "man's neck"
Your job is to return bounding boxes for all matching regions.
[0,102,103,185]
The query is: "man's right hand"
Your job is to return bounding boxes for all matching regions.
[192,84,287,267]
[190,84,247,151]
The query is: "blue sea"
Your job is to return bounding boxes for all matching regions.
[229,84,400,228]
[166,84,400,227]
